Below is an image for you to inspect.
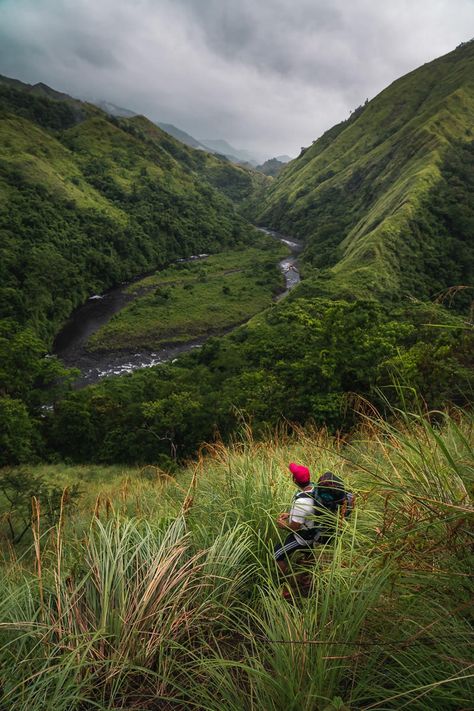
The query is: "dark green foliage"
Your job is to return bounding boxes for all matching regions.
[0,320,75,464]
[411,140,474,309]
[0,84,83,130]
[0,397,35,466]
[0,468,80,543]
[42,298,473,464]
[0,320,73,406]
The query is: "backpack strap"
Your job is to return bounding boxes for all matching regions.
[339,492,355,519]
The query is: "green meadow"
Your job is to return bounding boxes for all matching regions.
[87,241,288,351]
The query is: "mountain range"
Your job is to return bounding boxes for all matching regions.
[92,98,267,166]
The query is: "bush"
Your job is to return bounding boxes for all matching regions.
[0,468,80,543]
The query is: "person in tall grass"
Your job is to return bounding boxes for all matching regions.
[275,463,350,574]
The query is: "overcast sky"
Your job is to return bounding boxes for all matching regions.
[1,0,473,160]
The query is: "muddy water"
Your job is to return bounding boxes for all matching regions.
[53,231,302,387]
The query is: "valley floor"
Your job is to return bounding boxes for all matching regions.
[53,236,290,386]
[87,242,288,352]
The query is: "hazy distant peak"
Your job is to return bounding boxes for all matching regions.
[198,138,260,166]
[154,122,210,151]
[94,100,137,117]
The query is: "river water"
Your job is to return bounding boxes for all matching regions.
[53,230,302,387]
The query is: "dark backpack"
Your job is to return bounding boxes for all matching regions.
[309,480,355,533]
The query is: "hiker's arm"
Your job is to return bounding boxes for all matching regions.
[277,512,302,531]
[286,495,314,531]
[286,519,303,531]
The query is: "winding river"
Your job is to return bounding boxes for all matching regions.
[53,229,302,388]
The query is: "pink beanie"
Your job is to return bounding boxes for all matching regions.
[289,462,311,485]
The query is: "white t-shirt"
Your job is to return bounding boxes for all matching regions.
[289,489,318,544]
[289,493,315,525]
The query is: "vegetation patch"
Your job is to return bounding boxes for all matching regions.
[87,242,288,351]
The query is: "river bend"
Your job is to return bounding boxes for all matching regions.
[53,230,302,387]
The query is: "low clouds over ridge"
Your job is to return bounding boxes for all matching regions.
[0,0,473,158]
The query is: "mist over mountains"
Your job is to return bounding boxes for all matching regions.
[93,97,275,165]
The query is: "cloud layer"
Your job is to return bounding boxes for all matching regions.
[1,0,473,158]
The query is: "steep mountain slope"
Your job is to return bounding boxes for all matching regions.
[0,81,265,342]
[253,41,474,305]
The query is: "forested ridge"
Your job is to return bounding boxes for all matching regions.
[251,41,474,306]
[0,79,264,343]
[0,44,473,467]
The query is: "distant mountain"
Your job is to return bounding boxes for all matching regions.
[154,122,210,151]
[275,155,293,163]
[94,100,137,118]
[199,138,260,166]
[92,104,213,153]
[88,99,266,167]
[256,158,286,177]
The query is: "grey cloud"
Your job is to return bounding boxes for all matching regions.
[178,0,343,77]
[72,35,121,69]
[0,0,473,158]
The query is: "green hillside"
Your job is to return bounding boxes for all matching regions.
[0,80,265,343]
[252,41,474,305]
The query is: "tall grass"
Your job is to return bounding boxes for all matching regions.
[0,408,472,709]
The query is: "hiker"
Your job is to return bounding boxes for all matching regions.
[274,463,352,574]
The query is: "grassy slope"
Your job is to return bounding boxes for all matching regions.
[253,41,474,299]
[1,408,472,709]
[88,241,287,351]
[0,114,126,219]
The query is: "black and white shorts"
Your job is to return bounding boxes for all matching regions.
[274,531,325,562]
